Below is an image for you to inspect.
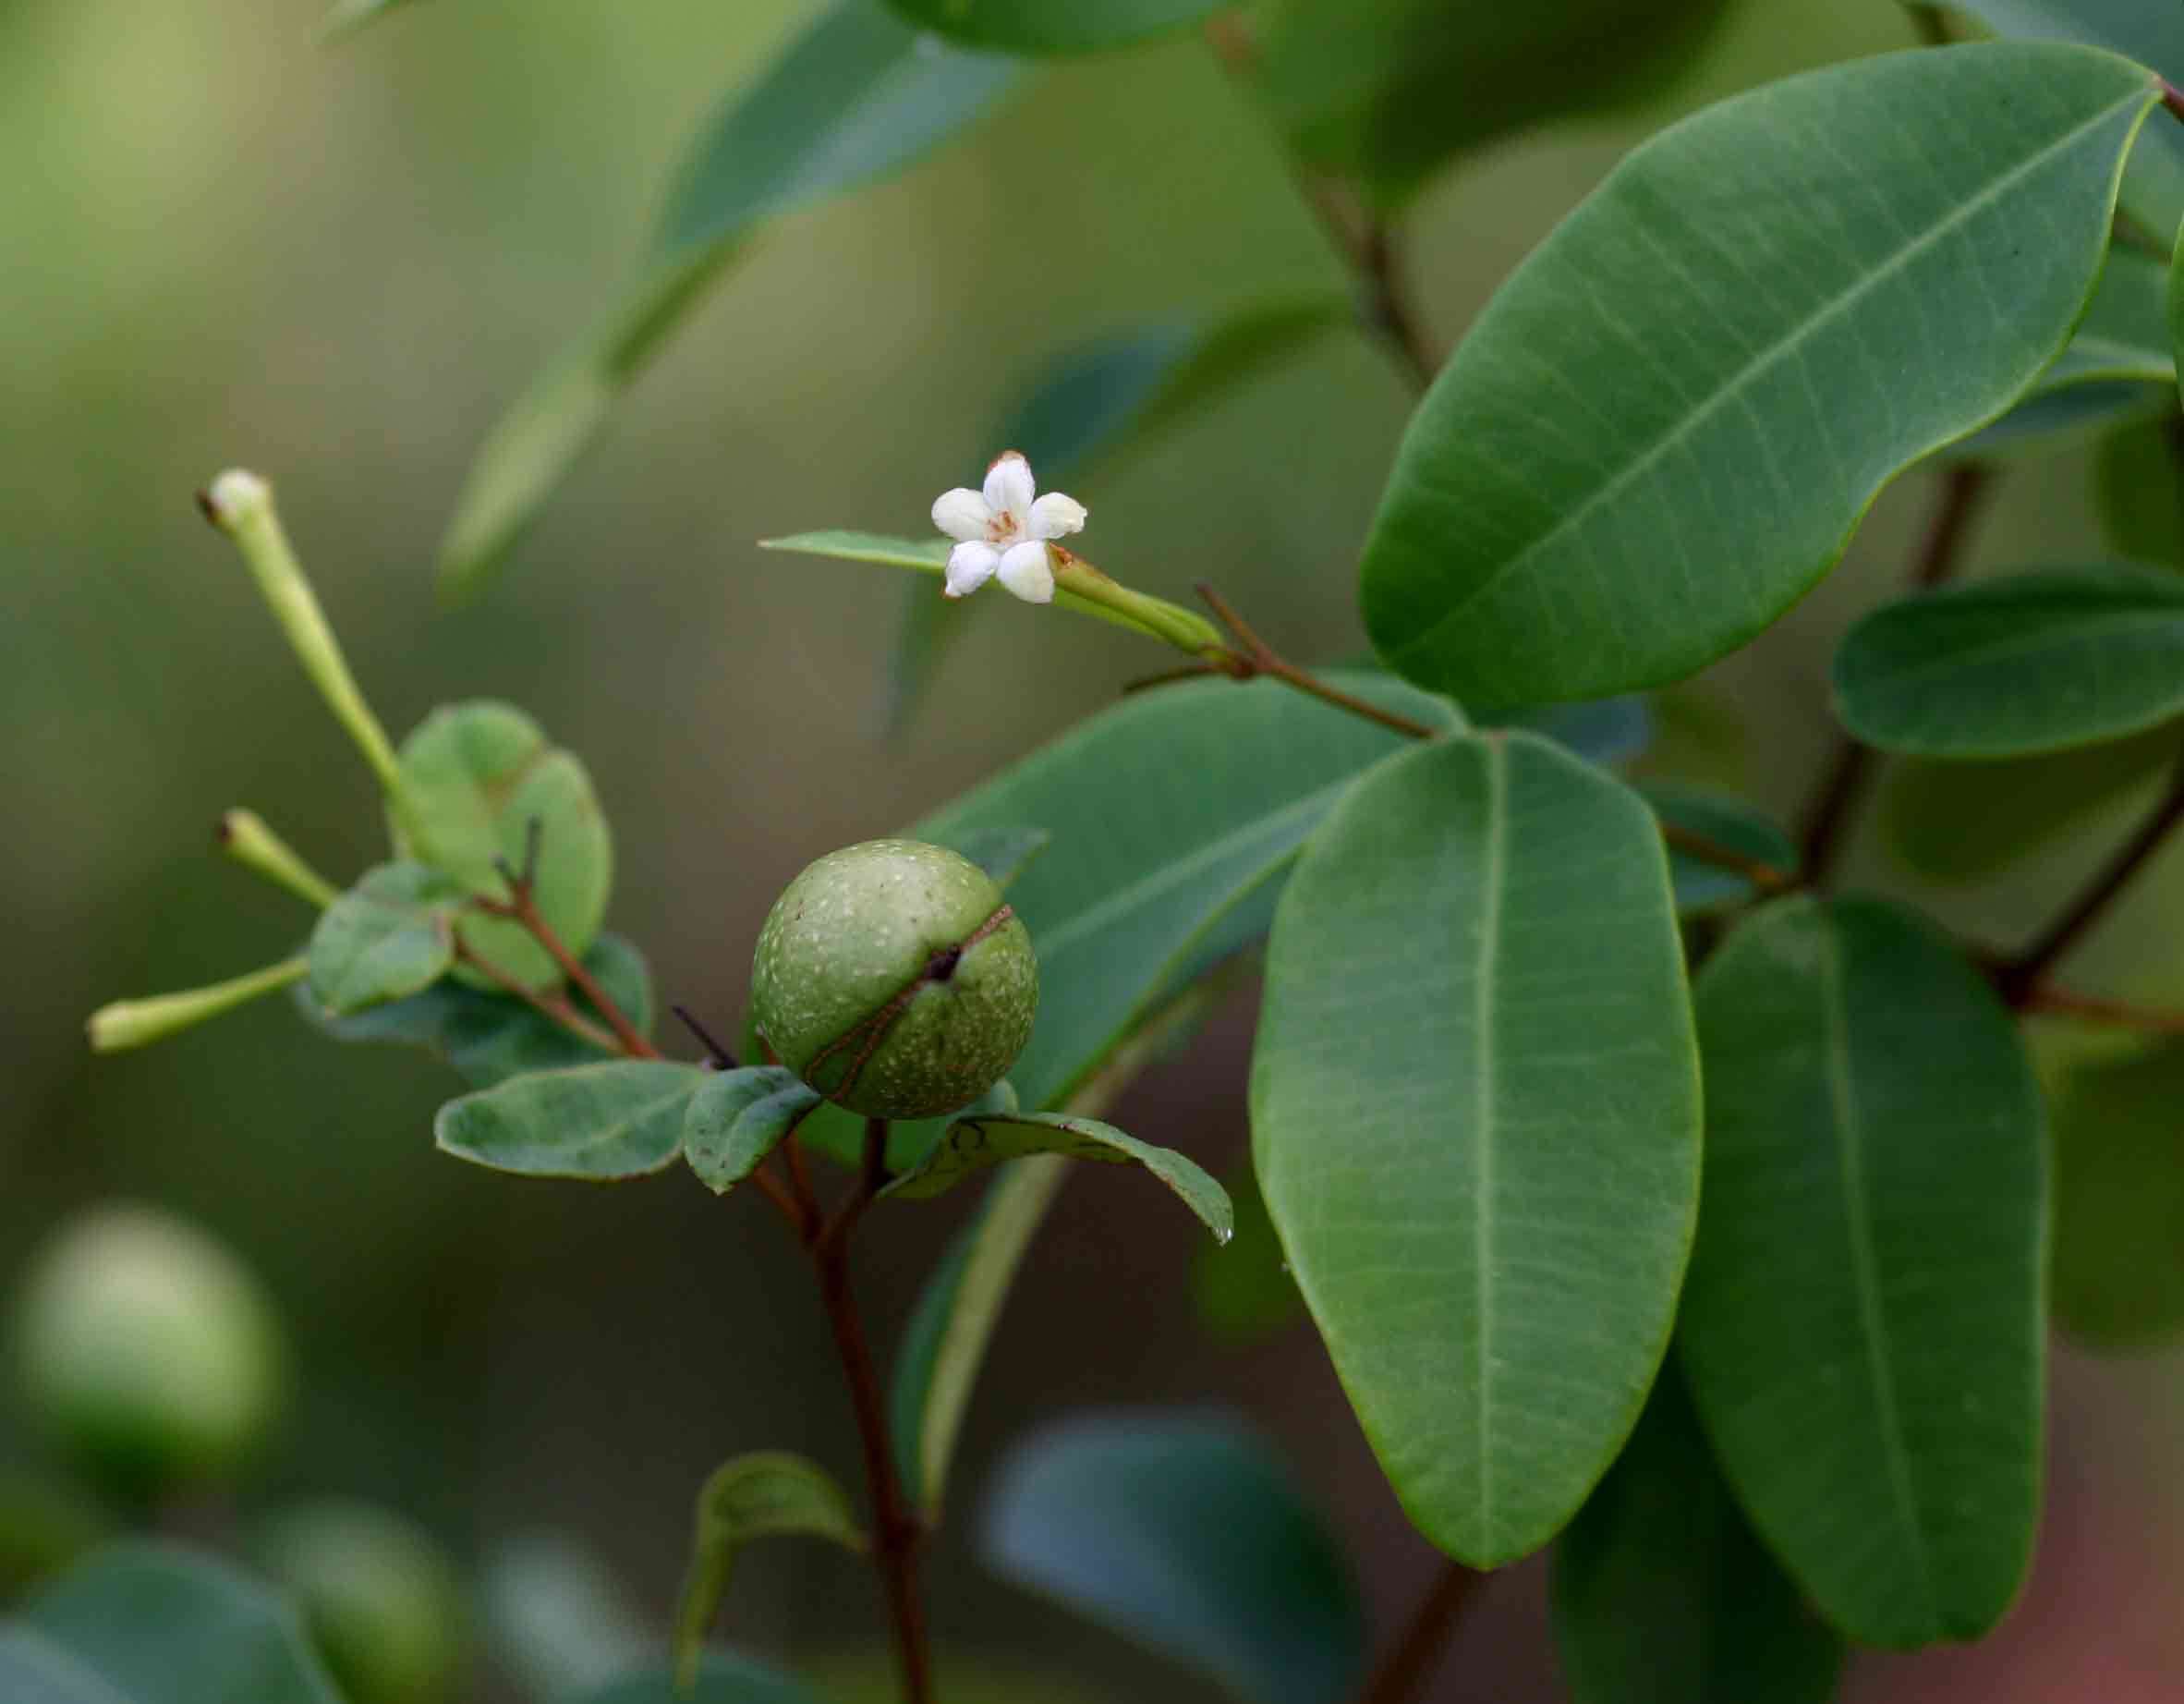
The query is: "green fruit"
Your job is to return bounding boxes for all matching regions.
[752,839,1037,1120]
[260,1500,467,1704]
[13,1203,286,1497]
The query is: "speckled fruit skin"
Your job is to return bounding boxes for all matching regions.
[752,839,1037,1120]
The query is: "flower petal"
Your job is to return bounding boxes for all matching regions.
[1025,491,1087,541]
[996,540,1055,604]
[944,541,1001,598]
[983,451,1037,522]
[931,487,992,543]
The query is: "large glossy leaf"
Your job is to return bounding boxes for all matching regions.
[1680,896,2045,1646]
[1835,564,2184,756]
[305,861,463,1016]
[571,1655,826,1704]
[1879,722,2184,880]
[394,701,613,990]
[1552,1369,1842,1704]
[434,1060,707,1180]
[438,2,1025,600]
[879,0,1220,53]
[1258,0,1733,204]
[671,1454,865,1691]
[1253,734,1700,1564]
[1914,0,2184,234]
[1192,1158,1303,1345]
[921,676,1460,1113]
[980,1413,1367,1704]
[883,1109,1232,1240]
[297,931,653,1087]
[9,1543,343,1704]
[1359,44,2161,709]
[2050,1040,2184,1345]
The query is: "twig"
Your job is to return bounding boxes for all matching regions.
[2021,988,2184,1037]
[672,1004,741,1070]
[1353,1559,1486,1704]
[1798,463,1992,885]
[479,822,659,1058]
[809,1119,931,1704]
[454,940,620,1056]
[1996,751,2184,1007]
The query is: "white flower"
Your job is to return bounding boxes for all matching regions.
[930,451,1086,603]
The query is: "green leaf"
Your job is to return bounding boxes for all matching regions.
[2050,1040,2184,1346]
[1913,0,2184,235]
[8,1542,343,1704]
[394,701,613,990]
[884,301,1344,730]
[2094,411,2184,564]
[681,1067,821,1195]
[1551,1369,1843,1704]
[1835,563,2184,757]
[570,1655,826,1704]
[878,0,1222,53]
[980,1414,1367,1704]
[671,1454,865,1693]
[884,1110,1232,1240]
[322,0,415,36]
[1192,1157,1303,1345]
[296,931,651,1086]
[1259,0,1733,205]
[1501,696,1654,768]
[922,675,1461,1113]
[306,861,464,1016]
[434,1060,706,1180]
[758,532,1176,643]
[1253,733,1701,1565]
[0,1630,125,1704]
[1879,722,2184,880]
[1639,783,1798,915]
[1679,895,2045,1647]
[1359,43,2162,709]
[438,3,1025,601]
[937,825,1051,893]
[890,1155,1071,1517]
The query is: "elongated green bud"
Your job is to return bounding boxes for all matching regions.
[87,957,309,1053]
[218,809,340,908]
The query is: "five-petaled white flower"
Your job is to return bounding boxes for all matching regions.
[931,451,1086,603]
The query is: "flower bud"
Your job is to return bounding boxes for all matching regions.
[751,839,1037,1120]
[12,1204,286,1496]
[260,1500,467,1704]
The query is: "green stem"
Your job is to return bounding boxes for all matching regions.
[200,470,422,832]
[87,956,310,1052]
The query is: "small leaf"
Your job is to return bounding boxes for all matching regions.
[1680,896,2045,1647]
[439,3,1025,600]
[1911,0,2184,235]
[979,1413,1367,1704]
[10,1541,345,1704]
[1359,44,2162,708]
[1551,1369,1843,1704]
[890,1156,1070,1518]
[885,1111,1232,1241]
[2094,412,2184,566]
[681,1068,821,1195]
[297,932,652,1087]
[394,701,613,990]
[571,1654,827,1704]
[1254,733,1701,1565]
[434,1060,706,1180]
[670,1454,865,1693]
[2050,1040,2184,1346]
[1834,564,2184,757]
[938,826,1051,894]
[1640,784,1797,915]
[878,0,1222,53]
[306,862,464,1016]
[1260,0,1734,205]
[1879,723,2184,882]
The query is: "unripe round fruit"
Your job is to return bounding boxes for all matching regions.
[12,1203,286,1497]
[752,839,1037,1120]
[259,1500,467,1704]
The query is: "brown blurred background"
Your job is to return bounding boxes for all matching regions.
[5,0,2180,1697]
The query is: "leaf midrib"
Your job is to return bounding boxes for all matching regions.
[1471,740,1510,1541]
[1400,84,2153,660]
[1817,923,1938,1625]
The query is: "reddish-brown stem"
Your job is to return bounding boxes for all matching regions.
[1799,462,1993,885]
[1353,1559,1486,1704]
[810,1120,931,1704]
[2022,988,2184,1036]
[2163,79,2184,128]
[454,940,621,1055]
[479,882,660,1058]
[1996,751,2184,1007]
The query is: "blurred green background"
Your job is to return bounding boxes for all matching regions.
[6,0,2182,1697]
